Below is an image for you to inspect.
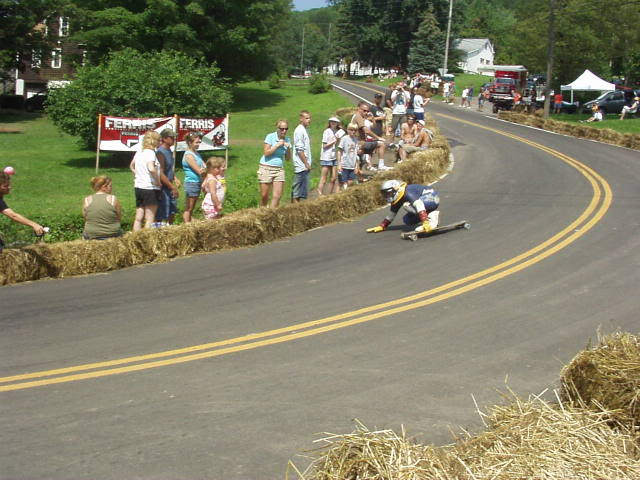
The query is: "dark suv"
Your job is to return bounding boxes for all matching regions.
[582,90,640,114]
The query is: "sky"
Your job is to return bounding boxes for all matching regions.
[292,0,328,11]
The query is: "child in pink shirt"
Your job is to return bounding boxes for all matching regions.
[201,158,226,219]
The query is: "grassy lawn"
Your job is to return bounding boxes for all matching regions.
[0,79,352,244]
[550,113,640,134]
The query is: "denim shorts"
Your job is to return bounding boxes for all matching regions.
[292,170,309,199]
[184,181,201,198]
[339,169,356,183]
[320,160,337,167]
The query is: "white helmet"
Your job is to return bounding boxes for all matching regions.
[380,179,406,204]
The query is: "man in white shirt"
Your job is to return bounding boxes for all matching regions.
[292,110,312,202]
[390,82,410,138]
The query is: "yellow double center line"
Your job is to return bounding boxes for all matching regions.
[0,116,611,393]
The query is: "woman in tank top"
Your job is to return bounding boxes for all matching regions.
[82,176,123,240]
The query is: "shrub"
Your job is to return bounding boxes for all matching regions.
[267,73,281,89]
[308,74,331,94]
[46,49,232,147]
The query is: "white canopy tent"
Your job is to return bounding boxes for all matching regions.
[561,69,615,103]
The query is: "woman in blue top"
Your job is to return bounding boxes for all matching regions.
[182,132,205,223]
[258,119,292,208]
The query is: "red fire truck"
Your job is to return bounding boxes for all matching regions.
[481,65,528,113]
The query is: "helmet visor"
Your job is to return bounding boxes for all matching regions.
[382,188,396,203]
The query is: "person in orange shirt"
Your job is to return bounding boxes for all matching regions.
[554,92,563,114]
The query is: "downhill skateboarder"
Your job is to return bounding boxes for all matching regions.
[366,180,440,234]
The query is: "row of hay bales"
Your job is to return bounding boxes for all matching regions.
[499,111,640,150]
[0,116,450,286]
[289,332,640,479]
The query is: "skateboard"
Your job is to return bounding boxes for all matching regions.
[401,220,470,241]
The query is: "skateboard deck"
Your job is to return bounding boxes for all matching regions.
[401,220,470,241]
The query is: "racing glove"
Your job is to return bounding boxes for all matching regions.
[366,219,390,233]
[417,210,431,233]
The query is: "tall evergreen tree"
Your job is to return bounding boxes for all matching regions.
[407,12,445,73]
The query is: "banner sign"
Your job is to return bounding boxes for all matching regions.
[99,116,174,152]
[98,115,229,152]
[177,116,228,151]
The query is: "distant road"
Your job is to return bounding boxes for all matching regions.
[1,80,639,480]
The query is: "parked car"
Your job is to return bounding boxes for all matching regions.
[24,91,47,112]
[582,89,640,114]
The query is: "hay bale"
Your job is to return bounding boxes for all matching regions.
[287,420,453,480]
[0,248,47,284]
[500,112,640,151]
[290,395,640,480]
[0,128,451,285]
[561,332,640,428]
[451,394,640,479]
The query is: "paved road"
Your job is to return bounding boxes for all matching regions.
[1,81,639,480]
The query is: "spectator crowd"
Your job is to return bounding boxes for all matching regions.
[2,79,442,246]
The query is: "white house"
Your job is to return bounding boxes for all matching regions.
[326,60,391,77]
[453,38,494,74]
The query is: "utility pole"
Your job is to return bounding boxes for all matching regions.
[443,0,453,75]
[327,23,332,74]
[543,0,556,119]
[300,24,305,75]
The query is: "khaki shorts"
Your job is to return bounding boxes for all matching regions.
[258,163,285,183]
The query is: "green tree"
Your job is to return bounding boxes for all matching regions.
[67,0,291,80]
[272,7,340,75]
[456,0,640,86]
[0,0,65,79]
[407,12,445,74]
[457,0,517,63]
[46,49,232,147]
[330,0,466,72]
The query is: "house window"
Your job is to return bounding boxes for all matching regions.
[51,48,62,68]
[32,50,42,69]
[59,17,69,37]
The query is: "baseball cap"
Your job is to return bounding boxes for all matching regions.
[328,116,340,122]
[374,93,383,98]
[418,120,425,126]
[160,128,177,138]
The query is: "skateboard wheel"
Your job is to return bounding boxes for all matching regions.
[409,234,417,242]
[463,223,470,229]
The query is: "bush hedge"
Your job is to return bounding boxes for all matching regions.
[308,74,331,94]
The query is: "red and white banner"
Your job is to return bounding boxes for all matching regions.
[98,116,175,152]
[177,116,228,151]
[97,115,229,152]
